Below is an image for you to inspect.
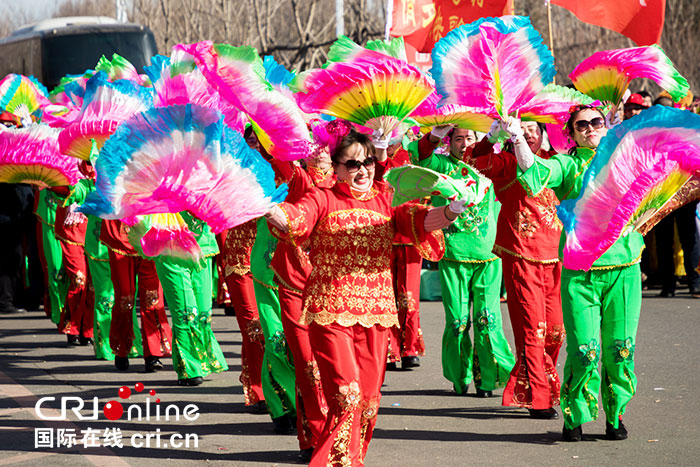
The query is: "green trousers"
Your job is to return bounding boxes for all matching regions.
[155,258,228,380]
[560,264,641,430]
[439,259,515,393]
[41,223,67,325]
[253,278,297,419]
[87,257,142,360]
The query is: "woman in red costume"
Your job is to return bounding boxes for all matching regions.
[266,123,469,467]
[471,120,565,419]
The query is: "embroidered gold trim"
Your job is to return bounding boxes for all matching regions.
[272,271,303,295]
[441,256,498,264]
[252,276,278,291]
[299,310,399,329]
[588,247,644,271]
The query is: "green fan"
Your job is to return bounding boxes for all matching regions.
[384,164,490,207]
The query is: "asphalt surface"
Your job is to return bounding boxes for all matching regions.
[1,289,699,466]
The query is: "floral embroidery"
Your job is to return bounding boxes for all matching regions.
[547,324,566,346]
[609,337,635,363]
[223,220,257,276]
[475,308,495,332]
[513,208,540,238]
[328,414,353,467]
[533,188,563,231]
[267,330,287,354]
[535,321,546,340]
[72,270,86,288]
[578,339,600,367]
[451,316,470,336]
[336,381,361,412]
[144,289,160,308]
[305,360,321,387]
[119,296,134,312]
[396,291,418,313]
[455,205,485,234]
[246,319,265,345]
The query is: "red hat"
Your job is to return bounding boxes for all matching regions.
[625,93,650,108]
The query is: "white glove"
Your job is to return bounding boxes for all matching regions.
[371,129,391,149]
[64,203,87,226]
[485,120,503,140]
[430,124,454,140]
[605,109,621,128]
[513,136,535,171]
[448,198,470,214]
[505,116,524,143]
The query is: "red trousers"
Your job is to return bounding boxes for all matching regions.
[225,271,264,405]
[309,322,389,467]
[58,240,94,337]
[214,232,231,306]
[388,245,425,362]
[278,284,328,450]
[108,250,172,358]
[501,255,565,409]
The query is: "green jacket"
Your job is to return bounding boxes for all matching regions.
[408,140,500,262]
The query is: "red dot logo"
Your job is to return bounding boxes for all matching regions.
[103,401,123,421]
[149,389,156,396]
[118,386,131,399]
[134,382,144,392]
[155,398,161,404]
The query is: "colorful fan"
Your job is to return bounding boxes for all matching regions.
[0,74,51,122]
[0,124,81,187]
[364,36,409,62]
[144,52,248,133]
[175,41,311,161]
[384,164,491,207]
[95,54,150,86]
[569,45,689,106]
[290,35,434,136]
[558,105,700,271]
[637,177,700,236]
[127,212,206,270]
[58,72,153,160]
[410,90,493,132]
[431,16,555,120]
[79,104,288,233]
[518,84,596,124]
[263,55,295,92]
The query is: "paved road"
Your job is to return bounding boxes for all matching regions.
[1,290,699,466]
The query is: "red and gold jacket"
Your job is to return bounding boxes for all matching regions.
[54,204,87,246]
[220,219,258,277]
[471,140,562,263]
[270,180,444,328]
[269,159,336,293]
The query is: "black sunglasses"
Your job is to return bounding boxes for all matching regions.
[574,117,605,132]
[335,156,377,173]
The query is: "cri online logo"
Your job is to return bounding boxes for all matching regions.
[35,382,200,422]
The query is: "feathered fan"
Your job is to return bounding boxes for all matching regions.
[0,74,51,123]
[410,90,493,132]
[58,72,154,160]
[569,45,689,106]
[0,124,81,187]
[79,104,287,233]
[175,41,311,161]
[558,105,700,271]
[290,35,434,137]
[431,15,556,120]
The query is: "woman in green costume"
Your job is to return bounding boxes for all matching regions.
[148,212,229,386]
[409,126,515,397]
[251,217,297,433]
[511,106,642,441]
[35,189,67,325]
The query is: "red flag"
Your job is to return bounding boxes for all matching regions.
[551,0,665,46]
[390,0,514,53]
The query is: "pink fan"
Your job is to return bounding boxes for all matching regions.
[0,124,81,188]
[431,16,556,120]
[127,213,206,270]
[410,90,493,132]
[174,41,311,161]
[291,36,434,137]
[145,51,248,133]
[58,72,153,160]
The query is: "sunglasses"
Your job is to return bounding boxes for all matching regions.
[574,117,605,132]
[336,156,377,173]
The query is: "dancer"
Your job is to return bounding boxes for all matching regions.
[511,105,644,441]
[409,126,515,397]
[151,212,229,385]
[471,121,564,419]
[266,125,466,466]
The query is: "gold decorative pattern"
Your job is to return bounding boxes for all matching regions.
[513,208,540,238]
[533,188,563,231]
[492,244,560,264]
